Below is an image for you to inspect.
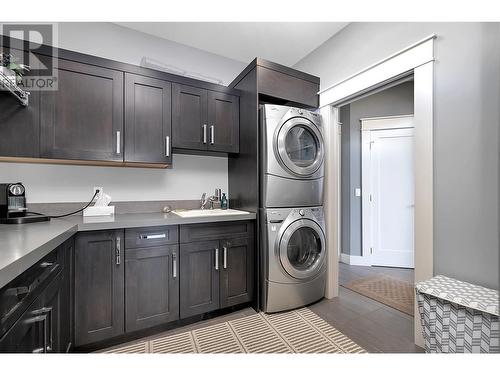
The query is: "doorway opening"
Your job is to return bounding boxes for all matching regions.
[337,80,416,317]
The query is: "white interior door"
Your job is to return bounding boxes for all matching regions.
[362,117,415,268]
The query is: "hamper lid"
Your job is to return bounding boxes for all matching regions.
[415,275,499,316]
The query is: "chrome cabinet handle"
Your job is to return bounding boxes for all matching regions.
[172,252,177,279]
[28,307,52,353]
[223,246,227,269]
[210,125,215,145]
[115,237,121,265]
[139,233,166,240]
[215,248,219,270]
[202,124,207,144]
[165,136,170,157]
[116,131,121,154]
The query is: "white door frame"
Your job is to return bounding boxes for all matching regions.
[319,34,435,347]
[361,116,415,268]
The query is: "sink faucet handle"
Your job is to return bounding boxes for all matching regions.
[215,188,222,201]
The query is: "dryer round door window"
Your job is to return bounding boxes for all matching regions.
[279,219,326,280]
[277,117,324,176]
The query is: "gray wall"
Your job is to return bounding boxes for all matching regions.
[341,81,414,256]
[0,23,246,203]
[295,22,500,289]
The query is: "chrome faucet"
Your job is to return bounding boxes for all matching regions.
[200,189,222,210]
[200,192,209,209]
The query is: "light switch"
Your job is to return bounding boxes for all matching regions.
[355,188,361,197]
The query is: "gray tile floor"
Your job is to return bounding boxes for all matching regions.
[103,262,423,353]
[308,262,423,353]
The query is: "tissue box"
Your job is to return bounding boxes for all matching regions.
[83,206,115,217]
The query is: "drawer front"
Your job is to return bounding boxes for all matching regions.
[125,225,178,248]
[180,221,253,243]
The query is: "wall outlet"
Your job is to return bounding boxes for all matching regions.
[93,186,103,197]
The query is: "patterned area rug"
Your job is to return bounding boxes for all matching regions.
[103,308,365,353]
[343,275,415,316]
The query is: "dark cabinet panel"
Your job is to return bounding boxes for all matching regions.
[40,60,124,161]
[172,84,207,151]
[220,237,254,308]
[58,237,74,353]
[0,289,45,352]
[179,240,220,319]
[124,74,172,164]
[180,221,253,243]
[74,230,124,346]
[0,271,63,353]
[257,65,319,108]
[0,90,40,158]
[207,91,239,153]
[125,245,179,332]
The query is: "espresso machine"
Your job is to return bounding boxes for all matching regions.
[0,183,50,224]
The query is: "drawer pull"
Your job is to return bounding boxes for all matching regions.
[139,233,167,240]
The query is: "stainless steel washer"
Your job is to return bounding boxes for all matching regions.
[261,206,326,313]
[260,104,325,208]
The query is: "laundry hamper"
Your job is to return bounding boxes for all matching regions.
[415,275,499,353]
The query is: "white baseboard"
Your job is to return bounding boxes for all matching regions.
[339,253,372,266]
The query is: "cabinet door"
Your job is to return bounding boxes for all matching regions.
[125,245,179,332]
[220,237,254,308]
[39,271,64,353]
[0,294,45,353]
[0,90,40,158]
[207,91,239,153]
[0,271,63,353]
[40,60,124,161]
[179,240,219,318]
[124,74,172,164]
[74,230,124,346]
[172,84,207,151]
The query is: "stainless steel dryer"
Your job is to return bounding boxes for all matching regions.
[261,206,326,312]
[260,104,325,208]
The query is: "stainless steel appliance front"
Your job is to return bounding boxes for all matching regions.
[260,207,326,312]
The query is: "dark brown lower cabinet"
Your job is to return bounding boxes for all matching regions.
[180,231,254,319]
[125,245,179,332]
[74,230,124,346]
[179,240,220,319]
[220,237,254,308]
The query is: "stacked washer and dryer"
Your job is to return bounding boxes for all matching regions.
[260,104,326,313]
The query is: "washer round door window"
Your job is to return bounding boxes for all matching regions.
[279,219,326,279]
[276,117,324,176]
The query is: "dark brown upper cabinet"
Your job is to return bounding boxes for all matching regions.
[172,83,239,154]
[0,90,40,158]
[207,91,239,153]
[172,84,207,151]
[40,60,124,162]
[124,74,172,164]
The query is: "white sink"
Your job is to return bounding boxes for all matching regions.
[172,209,249,218]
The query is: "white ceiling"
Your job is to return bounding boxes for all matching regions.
[115,22,348,67]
